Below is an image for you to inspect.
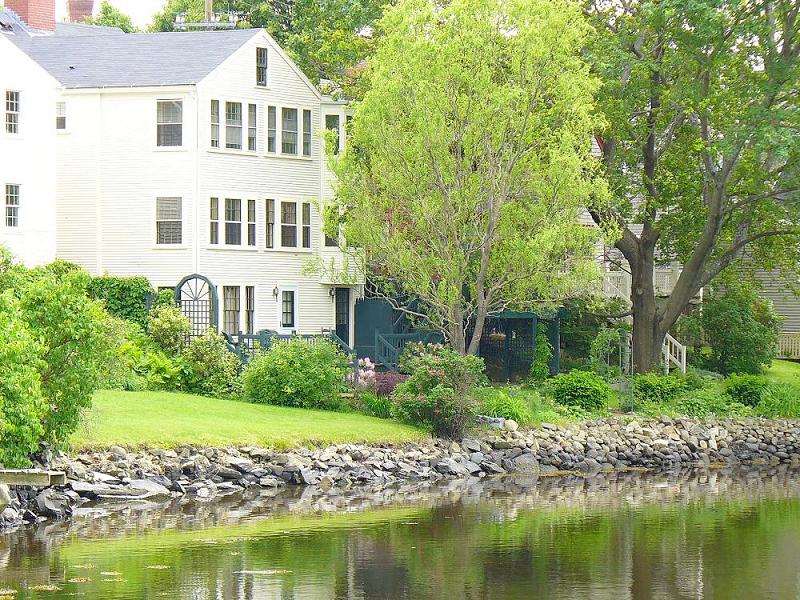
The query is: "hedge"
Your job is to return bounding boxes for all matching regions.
[87,276,154,329]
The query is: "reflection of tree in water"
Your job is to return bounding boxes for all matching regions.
[3,469,800,598]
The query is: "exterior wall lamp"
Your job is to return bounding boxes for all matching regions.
[273,285,279,300]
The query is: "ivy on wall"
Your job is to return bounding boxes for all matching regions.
[87,276,154,329]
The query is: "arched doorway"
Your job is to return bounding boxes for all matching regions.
[174,274,218,338]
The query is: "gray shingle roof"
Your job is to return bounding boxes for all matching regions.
[5,21,259,89]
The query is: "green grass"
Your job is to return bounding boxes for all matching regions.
[72,390,426,450]
[765,360,800,385]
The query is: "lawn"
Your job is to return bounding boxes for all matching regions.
[72,390,426,450]
[765,360,800,385]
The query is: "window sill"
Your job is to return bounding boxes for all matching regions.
[154,147,188,153]
[206,245,260,252]
[152,244,189,250]
[265,246,314,254]
[207,148,258,157]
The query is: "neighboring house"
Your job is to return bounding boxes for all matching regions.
[0,0,361,344]
[756,270,800,360]
[0,11,61,266]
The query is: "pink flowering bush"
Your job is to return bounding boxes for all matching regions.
[392,343,486,438]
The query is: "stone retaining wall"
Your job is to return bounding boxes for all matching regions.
[2,416,799,531]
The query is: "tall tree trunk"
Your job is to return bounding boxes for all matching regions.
[629,245,664,373]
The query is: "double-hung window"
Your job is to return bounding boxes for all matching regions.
[267,106,276,153]
[256,48,268,87]
[247,199,256,246]
[156,197,182,244]
[325,114,340,155]
[225,198,242,245]
[281,108,298,155]
[223,286,240,334]
[5,91,19,134]
[5,184,19,227]
[281,201,297,247]
[265,199,275,248]
[210,197,219,244]
[56,102,66,130]
[225,102,242,150]
[281,289,295,329]
[210,100,220,148]
[248,104,257,152]
[302,109,312,157]
[156,100,182,147]
[245,286,255,334]
[302,202,311,248]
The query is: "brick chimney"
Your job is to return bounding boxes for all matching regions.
[5,0,56,31]
[67,0,94,23]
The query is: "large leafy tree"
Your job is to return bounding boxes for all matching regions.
[151,0,384,88]
[332,0,607,354]
[84,1,137,32]
[584,0,800,372]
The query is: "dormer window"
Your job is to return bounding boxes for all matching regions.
[256,48,268,87]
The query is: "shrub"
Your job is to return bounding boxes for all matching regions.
[723,374,769,407]
[700,281,780,375]
[181,331,241,398]
[153,288,176,308]
[392,343,487,437]
[528,328,553,383]
[98,317,149,391]
[19,269,112,446]
[374,371,408,396]
[394,384,474,438]
[478,388,534,425]
[351,390,395,419]
[547,370,612,411]
[589,326,625,380]
[631,373,687,404]
[0,291,46,467]
[755,383,800,418]
[148,304,192,355]
[352,357,376,389]
[242,338,349,410]
[673,388,746,418]
[87,275,154,330]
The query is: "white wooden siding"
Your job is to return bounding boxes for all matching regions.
[0,37,59,266]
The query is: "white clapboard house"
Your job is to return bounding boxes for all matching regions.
[0,0,361,345]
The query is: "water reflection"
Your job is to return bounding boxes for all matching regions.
[2,467,800,599]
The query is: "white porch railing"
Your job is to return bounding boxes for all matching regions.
[602,267,702,304]
[622,333,688,374]
[662,332,687,374]
[777,333,800,360]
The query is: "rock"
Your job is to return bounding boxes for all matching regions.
[128,479,171,498]
[215,466,241,480]
[109,446,128,460]
[509,453,539,475]
[0,484,12,508]
[504,419,519,432]
[35,488,72,518]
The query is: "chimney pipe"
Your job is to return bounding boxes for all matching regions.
[5,0,56,31]
[67,0,95,24]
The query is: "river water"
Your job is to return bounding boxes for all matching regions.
[2,468,800,599]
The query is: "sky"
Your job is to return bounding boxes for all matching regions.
[55,0,166,28]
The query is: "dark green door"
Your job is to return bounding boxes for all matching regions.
[335,288,350,345]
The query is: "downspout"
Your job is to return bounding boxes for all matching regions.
[95,92,103,274]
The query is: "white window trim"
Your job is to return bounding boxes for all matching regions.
[256,47,269,88]
[4,183,20,229]
[152,195,187,249]
[208,97,259,154]
[56,101,68,134]
[277,285,298,333]
[204,193,260,251]
[155,98,184,149]
[271,103,315,161]
[244,284,257,334]
[5,90,20,136]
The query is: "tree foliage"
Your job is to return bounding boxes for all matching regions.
[584,0,800,372]
[84,1,138,32]
[0,249,112,464]
[150,0,384,89]
[332,0,608,353]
